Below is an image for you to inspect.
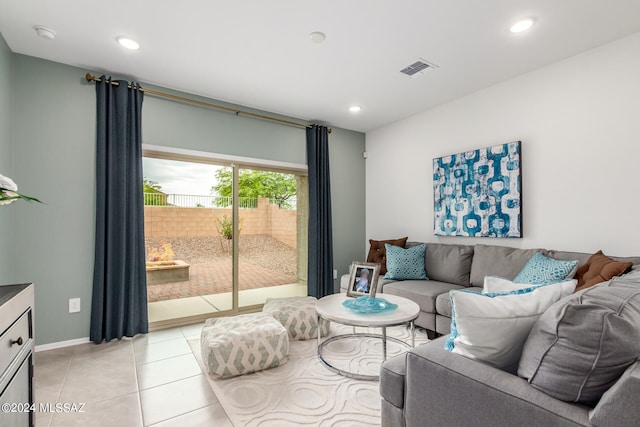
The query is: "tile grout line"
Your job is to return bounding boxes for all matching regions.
[138,332,215,426]
[131,339,147,427]
[45,347,76,427]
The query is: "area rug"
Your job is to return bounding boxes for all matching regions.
[189,324,429,427]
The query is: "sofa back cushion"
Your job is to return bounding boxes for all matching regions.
[424,243,474,287]
[545,250,591,267]
[518,272,640,406]
[470,245,544,287]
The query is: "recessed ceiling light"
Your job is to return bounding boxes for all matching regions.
[309,32,326,44]
[34,25,56,40]
[510,18,535,33]
[117,36,140,50]
[349,105,362,113]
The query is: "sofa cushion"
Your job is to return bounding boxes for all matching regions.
[435,286,480,318]
[545,250,591,267]
[518,273,640,406]
[384,243,428,280]
[513,253,578,284]
[425,243,474,287]
[445,280,577,372]
[384,280,460,313]
[574,250,633,292]
[366,237,408,275]
[470,245,545,287]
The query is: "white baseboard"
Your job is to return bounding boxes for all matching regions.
[35,337,91,352]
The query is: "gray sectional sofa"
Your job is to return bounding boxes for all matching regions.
[357,242,640,427]
[341,243,639,338]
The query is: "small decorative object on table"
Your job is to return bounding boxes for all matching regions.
[342,296,398,314]
[346,261,381,297]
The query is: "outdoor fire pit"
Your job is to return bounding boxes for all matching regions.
[146,260,190,285]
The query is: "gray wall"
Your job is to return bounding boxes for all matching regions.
[328,127,367,290]
[142,84,305,164]
[11,55,96,345]
[9,53,365,345]
[0,35,13,284]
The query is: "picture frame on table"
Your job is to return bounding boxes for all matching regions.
[346,262,381,298]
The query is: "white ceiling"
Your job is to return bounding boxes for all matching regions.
[1,1,640,132]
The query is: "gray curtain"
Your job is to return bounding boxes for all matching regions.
[90,76,148,343]
[306,125,334,298]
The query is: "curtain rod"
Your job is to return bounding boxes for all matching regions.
[84,73,331,133]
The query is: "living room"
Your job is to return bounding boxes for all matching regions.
[1,1,639,426]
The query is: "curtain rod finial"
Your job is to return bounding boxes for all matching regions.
[85,73,96,82]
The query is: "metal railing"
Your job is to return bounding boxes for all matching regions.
[144,193,297,209]
[144,193,257,209]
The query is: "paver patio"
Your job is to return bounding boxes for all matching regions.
[147,261,297,302]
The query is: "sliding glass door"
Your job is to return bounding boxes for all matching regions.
[143,154,307,328]
[142,157,233,327]
[236,167,308,309]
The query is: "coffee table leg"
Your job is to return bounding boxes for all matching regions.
[317,314,322,354]
[410,321,415,347]
[382,327,387,360]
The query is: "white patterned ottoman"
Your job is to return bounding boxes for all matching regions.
[263,296,330,340]
[201,312,289,379]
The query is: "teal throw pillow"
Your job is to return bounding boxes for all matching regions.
[513,252,578,284]
[384,243,428,280]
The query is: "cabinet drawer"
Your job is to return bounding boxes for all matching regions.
[0,311,31,372]
[0,354,33,427]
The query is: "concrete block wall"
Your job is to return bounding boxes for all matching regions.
[144,198,297,248]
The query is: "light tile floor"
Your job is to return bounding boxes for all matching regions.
[34,323,233,427]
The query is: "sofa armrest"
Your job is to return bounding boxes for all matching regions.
[589,361,640,427]
[403,339,591,427]
[380,352,407,409]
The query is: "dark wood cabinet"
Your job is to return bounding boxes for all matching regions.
[0,284,34,427]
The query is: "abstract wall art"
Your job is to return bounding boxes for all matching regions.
[433,141,521,238]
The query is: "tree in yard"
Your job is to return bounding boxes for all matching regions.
[211,168,297,209]
[143,178,168,206]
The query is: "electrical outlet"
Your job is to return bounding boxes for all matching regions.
[333,269,338,279]
[69,298,81,313]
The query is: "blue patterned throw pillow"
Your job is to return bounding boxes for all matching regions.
[513,252,578,284]
[384,243,428,280]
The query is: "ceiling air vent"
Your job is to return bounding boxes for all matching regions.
[400,58,438,78]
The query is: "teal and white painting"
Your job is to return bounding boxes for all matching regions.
[433,141,521,238]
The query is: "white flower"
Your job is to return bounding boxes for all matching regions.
[0,173,18,192]
[0,191,18,205]
[0,172,42,206]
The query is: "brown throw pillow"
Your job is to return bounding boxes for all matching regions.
[366,237,408,275]
[574,250,633,292]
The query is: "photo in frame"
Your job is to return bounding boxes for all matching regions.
[346,262,381,298]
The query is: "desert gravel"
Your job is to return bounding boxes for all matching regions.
[145,235,297,277]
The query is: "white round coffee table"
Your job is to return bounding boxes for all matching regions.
[316,293,420,381]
